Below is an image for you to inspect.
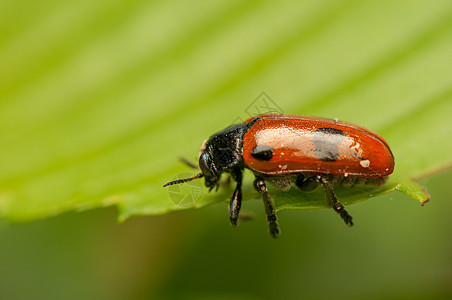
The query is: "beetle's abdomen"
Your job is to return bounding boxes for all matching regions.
[242,114,394,177]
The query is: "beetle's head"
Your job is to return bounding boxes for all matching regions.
[162,140,220,189]
[198,149,219,188]
[163,123,247,190]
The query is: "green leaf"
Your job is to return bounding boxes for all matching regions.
[395,180,430,206]
[0,0,451,222]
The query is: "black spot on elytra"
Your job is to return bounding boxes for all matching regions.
[316,127,344,135]
[251,145,273,161]
[313,127,344,161]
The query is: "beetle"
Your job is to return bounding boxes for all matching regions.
[163,114,394,238]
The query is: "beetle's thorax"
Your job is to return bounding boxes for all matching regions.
[199,123,248,175]
[197,118,260,187]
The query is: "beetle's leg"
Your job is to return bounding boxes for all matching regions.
[254,177,280,238]
[296,174,320,191]
[320,175,354,226]
[229,170,242,226]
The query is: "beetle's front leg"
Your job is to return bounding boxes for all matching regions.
[229,170,242,226]
[320,175,353,226]
[254,177,280,238]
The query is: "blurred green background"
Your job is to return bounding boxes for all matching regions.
[1,0,452,299]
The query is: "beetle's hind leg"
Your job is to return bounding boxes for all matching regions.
[254,177,280,238]
[320,175,354,226]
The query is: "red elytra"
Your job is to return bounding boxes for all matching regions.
[243,114,394,177]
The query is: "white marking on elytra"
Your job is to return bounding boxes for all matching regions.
[360,160,370,168]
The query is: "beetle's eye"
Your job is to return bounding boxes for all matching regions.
[199,153,214,175]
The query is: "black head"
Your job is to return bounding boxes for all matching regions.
[198,151,218,188]
[163,121,253,189]
[197,123,249,188]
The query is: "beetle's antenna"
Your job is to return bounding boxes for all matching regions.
[179,157,199,169]
[163,173,203,187]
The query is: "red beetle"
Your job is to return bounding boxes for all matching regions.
[164,114,394,238]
